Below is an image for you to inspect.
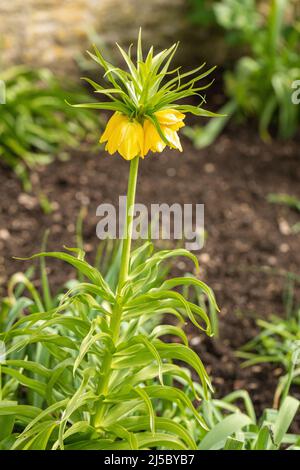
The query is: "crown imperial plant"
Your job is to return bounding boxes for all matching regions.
[0,30,220,450]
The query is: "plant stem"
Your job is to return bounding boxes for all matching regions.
[119,156,140,287]
[93,156,139,427]
[110,155,140,340]
[109,156,139,343]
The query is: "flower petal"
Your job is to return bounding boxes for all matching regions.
[100,112,127,143]
[155,109,185,127]
[143,119,166,155]
[162,126,183,152]
[105,118,128,155]
[169,120,185,131]
[118,121,143,160]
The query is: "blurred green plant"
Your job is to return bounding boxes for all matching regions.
[189,0,216,26]
[237,273,300,409]
[195,386,299,450]
[189,0,259,38]
[187,0,300,146]
[0,66,100,190]
[238,312,300,409]
[268,193,300,213]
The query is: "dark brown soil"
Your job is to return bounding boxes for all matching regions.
[1,125,300,424]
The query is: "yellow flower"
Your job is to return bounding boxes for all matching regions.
[100,112,144,160]
[155,109,186,131]
[143,109,185,155]
[143,119,166,154]
[100,108,185,160]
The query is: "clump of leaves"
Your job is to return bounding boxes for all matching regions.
[237,271,300,408]
[0,66,100,190]
[196,387,299,450]
[238,308,300,408]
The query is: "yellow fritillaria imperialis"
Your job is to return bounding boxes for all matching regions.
[144,109,185,156]
[100,108,185,160]
[72,29,218,161]
[99,112,144,160]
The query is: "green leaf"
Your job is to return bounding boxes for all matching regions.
[0,402,41,422]
[272,397,299,449]
[15,251,115,301]
[0,414,15,440]
[198,414,252,450]
[134,387,155,435]
[254,425,271,450]
[224,437,244,450]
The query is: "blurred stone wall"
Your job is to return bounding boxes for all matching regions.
[0,0,225,73]
[1,0,298,74]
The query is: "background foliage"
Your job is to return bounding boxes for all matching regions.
[0,66,100,190]
[187,0,300,146]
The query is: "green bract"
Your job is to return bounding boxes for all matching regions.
[71,30,218,127]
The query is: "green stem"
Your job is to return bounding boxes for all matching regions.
[93,156,140,427]
[121,158,140,284]
[110,155,140,340]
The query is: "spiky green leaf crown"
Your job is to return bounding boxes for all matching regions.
[72,29,218,127]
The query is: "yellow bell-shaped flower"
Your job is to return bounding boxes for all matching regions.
[100,112,144,160]
[155,109,186,131]
[143,108,185,156]
[100,108,185,160]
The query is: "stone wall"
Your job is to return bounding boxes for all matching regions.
[3,0,294,74]
[0,0,226,73]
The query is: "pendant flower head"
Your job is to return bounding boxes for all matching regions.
[100,112,144,160]
[72,30,218,161]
